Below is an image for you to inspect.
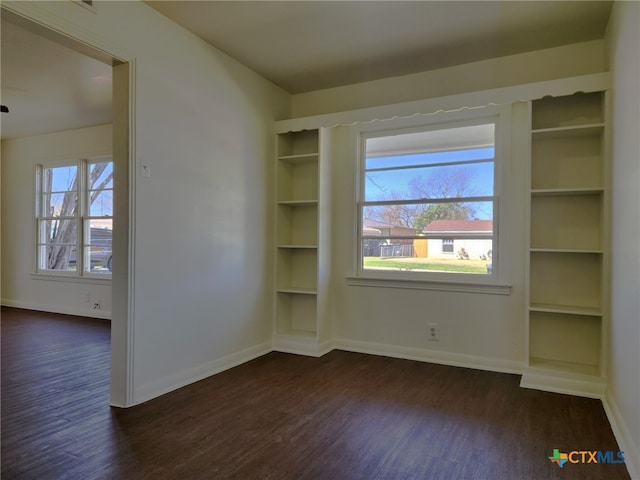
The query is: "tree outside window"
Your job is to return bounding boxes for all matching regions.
[37,158,113,276]
[360,122,496,276]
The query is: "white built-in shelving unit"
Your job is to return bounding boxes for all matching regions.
[522,91,609,397]
[273,128,331,356]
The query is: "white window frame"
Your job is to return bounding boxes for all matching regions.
[350,106,511,293]
[442,239,455,254]
[35,156,113,281]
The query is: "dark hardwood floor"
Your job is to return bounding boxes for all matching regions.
[1,306,630,480]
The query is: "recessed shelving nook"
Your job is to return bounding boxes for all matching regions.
[273,128,331,356]
[521,91,609,398]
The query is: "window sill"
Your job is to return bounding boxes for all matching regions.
[346,275,511,295]
[31,273,111,285]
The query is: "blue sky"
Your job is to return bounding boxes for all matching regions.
[45,163,113,218]
[365,147,495,220]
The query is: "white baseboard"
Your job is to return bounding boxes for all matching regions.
[272,334,333,357]
[603,391,640,480]
[1,298,111,320]
[334,337,524,375]
[520,368,606,399]
[134,341,272,405]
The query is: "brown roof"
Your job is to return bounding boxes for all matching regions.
[423,219,493,233]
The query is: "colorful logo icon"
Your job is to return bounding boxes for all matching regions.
[549,449,569,468]
[549,448,625,468]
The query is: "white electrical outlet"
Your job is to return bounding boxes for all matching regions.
[427,323,439,341]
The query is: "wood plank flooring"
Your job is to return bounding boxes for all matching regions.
[1,306,631,479]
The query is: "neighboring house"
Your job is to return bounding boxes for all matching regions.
[423,219,493,260]
[362,219,416,257]
[362,219,416,238]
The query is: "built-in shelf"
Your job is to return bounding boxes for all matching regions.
[528,357,601,378]
[523,90,608,397]
[530,251,601,311]
[277,204,318,246]
[529,310,601,373]
[277,200,319,206]
[274,128,330,354]
[530,92,603,129]
[531,124,605,138]
[530,188,603,196]
[276,287,318,295]
[277,248,317,291]
[530,194,602,247]
[531,127,603,191]
[277,161,319,203]
[273,327,317,339]
[530,248,603,254]
[275,292,317,337]
[529,303,602,316]
[278,153,319,163]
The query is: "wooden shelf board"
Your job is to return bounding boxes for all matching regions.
[277,287,318,295]
[274,328,317,339]
[278,153,318,163]
[528,357,601,378]
[529,303,602,316]
[277,200,319,206]
[531,187,603,196]
[531,124,604,138]
[530,248,603,254]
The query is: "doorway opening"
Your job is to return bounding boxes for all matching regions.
[1,7,132,406]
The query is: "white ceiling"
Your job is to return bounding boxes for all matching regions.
[1,1,613,139]
[0,18,112,140]
[147,1,613,93]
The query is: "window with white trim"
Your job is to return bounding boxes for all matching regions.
[359,120,497,279]
[36,158,113,277]
[442,239,455,254]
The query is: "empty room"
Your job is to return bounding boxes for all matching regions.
[1,1,638,479]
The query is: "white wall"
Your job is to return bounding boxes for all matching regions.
[314,39,607,373]
[294,40,608,381]
[289,27,612,383]
[1,125,113,319]
[292,40,606,117]
[2,1,290,405]
[606,2,640,478]
[329,101,529,372]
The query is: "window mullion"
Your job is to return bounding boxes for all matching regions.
[366,156,493,173]
[81,159,90,275]
[362,195,495,208]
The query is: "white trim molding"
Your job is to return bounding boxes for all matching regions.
[0,1,132,63]
[1,298,111,320]
[275,73,611,133]
[520,367,606,399]
[346,276,511,295]
[603,392,640,480]
[31,273,112,285]
[134,342,272,406]
[272,334,334,357]
[334,337,524,375]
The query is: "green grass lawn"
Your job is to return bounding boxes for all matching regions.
[363,257,489,274]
